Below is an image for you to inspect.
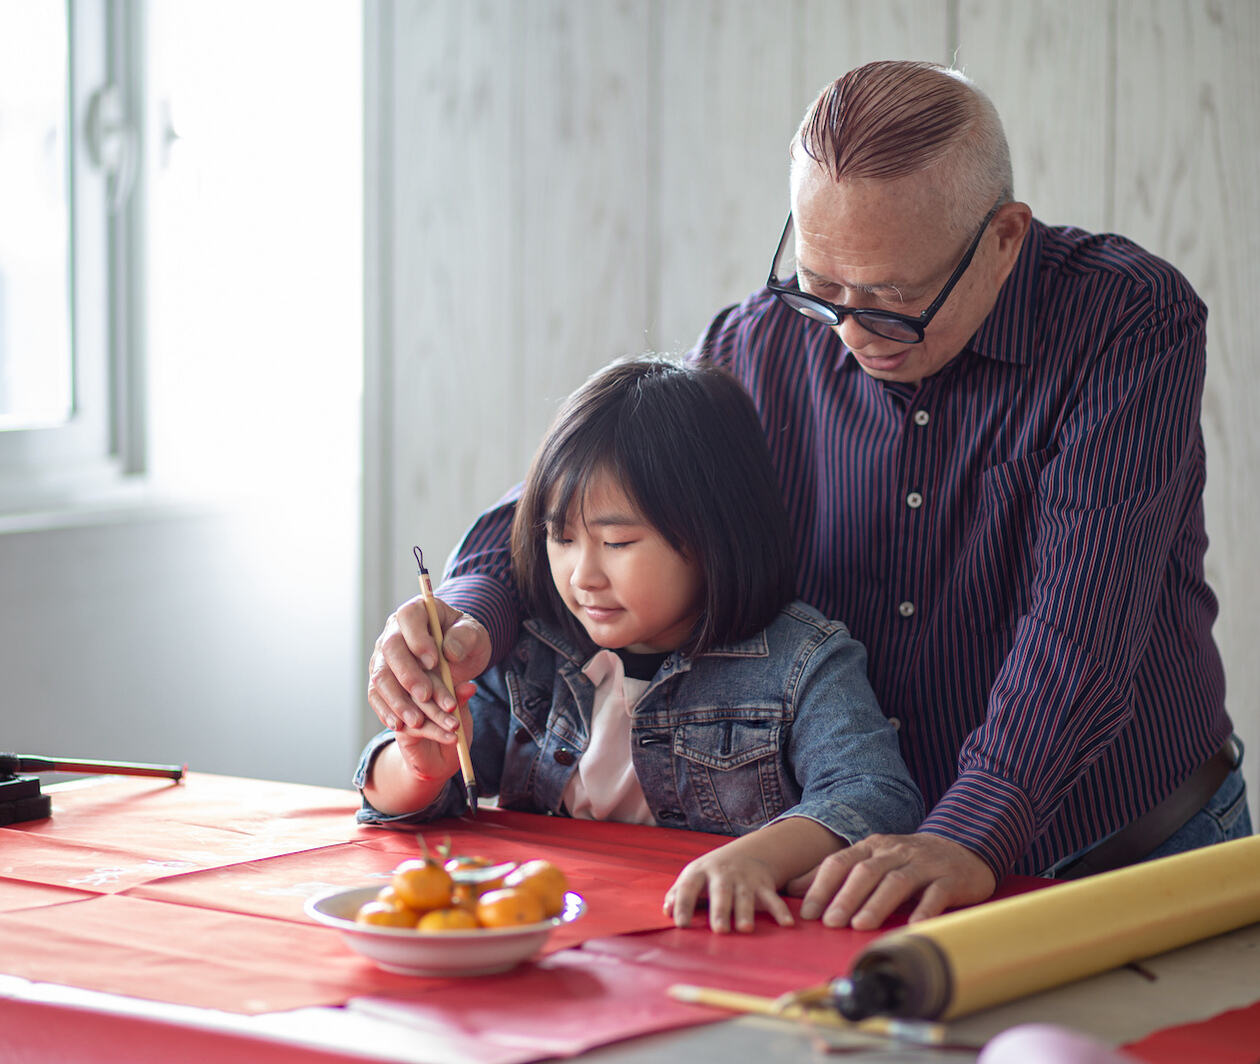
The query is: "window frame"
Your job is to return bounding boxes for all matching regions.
[0,0,144,515]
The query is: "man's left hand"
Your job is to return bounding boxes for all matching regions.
[786,833,997,930]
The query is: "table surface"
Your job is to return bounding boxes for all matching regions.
[1,773,1257,1064]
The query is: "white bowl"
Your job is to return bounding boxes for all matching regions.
[304,884,586,977]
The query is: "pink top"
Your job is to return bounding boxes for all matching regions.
[561,649,655,825]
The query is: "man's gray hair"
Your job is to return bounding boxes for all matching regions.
[791,61,1013,233]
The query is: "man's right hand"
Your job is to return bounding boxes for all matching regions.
[367,594,491,742]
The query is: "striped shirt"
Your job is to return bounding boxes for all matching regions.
[440,218,1232,878]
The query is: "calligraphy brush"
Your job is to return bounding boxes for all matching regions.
[0,753,184,782]
[667,984,959,1047]
[413,546,479,815]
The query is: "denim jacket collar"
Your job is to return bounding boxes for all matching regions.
[521,617,771,679]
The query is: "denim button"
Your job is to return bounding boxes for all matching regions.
[553,749,576,766]
[513,728,531,743]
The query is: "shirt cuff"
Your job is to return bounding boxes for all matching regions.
[918,771,1037,880]
[436,572,521,665]
[353,729,462,826]
[768,793,919,846]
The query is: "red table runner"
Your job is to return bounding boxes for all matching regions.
[0,774,745,1011]
[1123,1000,1260,1064]
[1,772,1256,1064]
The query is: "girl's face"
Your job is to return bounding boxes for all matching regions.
[546,469,703,654]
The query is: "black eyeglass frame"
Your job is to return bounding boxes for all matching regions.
[766,199,1003,344]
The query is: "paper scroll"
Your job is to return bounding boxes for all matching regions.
[835,834,1260,1021]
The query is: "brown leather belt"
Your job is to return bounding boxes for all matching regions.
[1057,738,1240,880]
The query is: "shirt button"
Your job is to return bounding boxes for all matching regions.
[513,728,531,744]
[906,491,923,509]
[887,716,901,731]
[898,601,916,618]
[553,749,576,766]
[913,409,930,426]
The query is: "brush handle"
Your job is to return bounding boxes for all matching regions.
[0,753,184,781]
[416,572,479,810]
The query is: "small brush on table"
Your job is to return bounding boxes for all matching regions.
[0,753,185,825]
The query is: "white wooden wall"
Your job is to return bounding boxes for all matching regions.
[366,0,1260,822]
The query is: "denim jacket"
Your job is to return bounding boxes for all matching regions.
[356,599,923,841]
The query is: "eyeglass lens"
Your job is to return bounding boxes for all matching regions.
[770,222,924,342]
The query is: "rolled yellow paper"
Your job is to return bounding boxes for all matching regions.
[835,834,1260,1021]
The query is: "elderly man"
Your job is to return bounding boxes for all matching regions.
[367,61,1249,929]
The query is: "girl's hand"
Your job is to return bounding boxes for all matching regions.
[663,841,795,933]
[368,595,490,737]
[390,683,477,783]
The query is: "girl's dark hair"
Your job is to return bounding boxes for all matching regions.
[511,355,796,656]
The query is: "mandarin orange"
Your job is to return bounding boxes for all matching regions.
[417,906,480,932]
[392,858,454,912]
[503,859,568,917]
[375,883,409,909]
[355,900,420,928]
[475,887,546,928]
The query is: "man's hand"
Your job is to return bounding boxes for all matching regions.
[367,595,491,741]
[786,833,997,930]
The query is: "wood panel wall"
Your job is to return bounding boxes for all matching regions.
[366,0,1260,821]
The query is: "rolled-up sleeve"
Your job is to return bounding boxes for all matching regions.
[773,625,924,842]
[437,487,525,666]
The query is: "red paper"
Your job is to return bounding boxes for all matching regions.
[0,877,95,913]
[345,878,1059,1064]
[0,894,444,1012]
[579,873,1050,995]
[0,782,739,1013]
[0,997,393,1064]
[124,832,689,949]
[1,774,361,894]
[1123,999,1260,1064]
[349,947,728,1063]
[4,773,1255,1064]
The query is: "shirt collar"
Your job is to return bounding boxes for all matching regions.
[965,217,1042,366]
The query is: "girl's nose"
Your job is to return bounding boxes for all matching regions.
[570,546,606,589]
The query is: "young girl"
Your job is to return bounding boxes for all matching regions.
[356,356,922,932]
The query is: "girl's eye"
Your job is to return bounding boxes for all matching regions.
[604,540,635,550]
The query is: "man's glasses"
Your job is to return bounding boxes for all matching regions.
[766,200,1002,344]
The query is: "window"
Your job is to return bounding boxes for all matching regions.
[1,1,360,522]
[0,4,71,429]
[0,0,141,514]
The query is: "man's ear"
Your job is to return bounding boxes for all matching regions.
[990,201,1033,284]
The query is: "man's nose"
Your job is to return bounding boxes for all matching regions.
[834,316,886,350]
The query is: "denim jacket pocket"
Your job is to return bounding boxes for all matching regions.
[672,718,787,834]
[497,669,585,813]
